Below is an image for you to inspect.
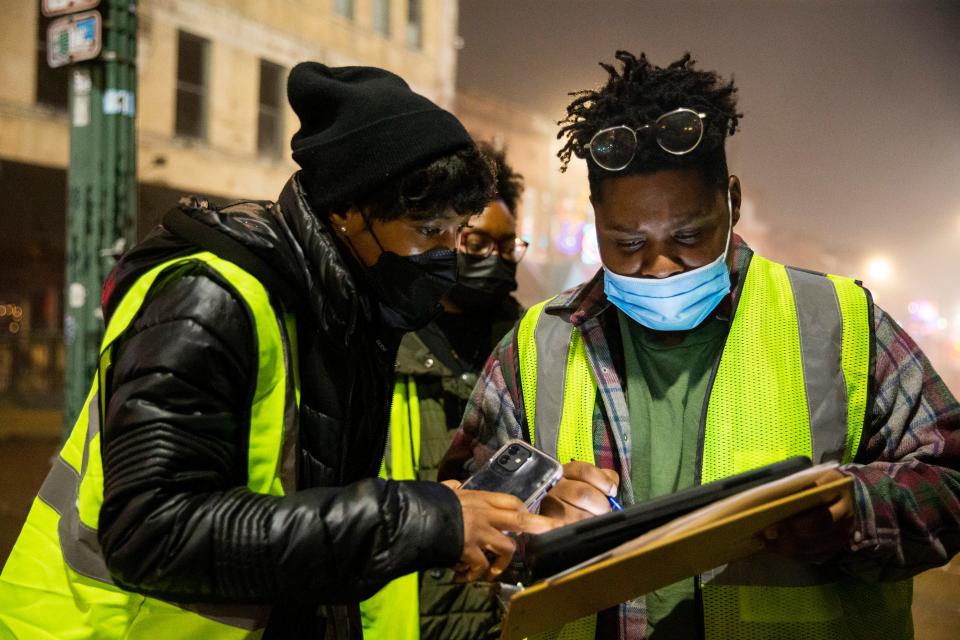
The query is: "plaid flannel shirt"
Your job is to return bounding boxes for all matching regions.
[440,236,960,639]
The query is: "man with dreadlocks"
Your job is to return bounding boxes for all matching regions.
[441,51,960,639]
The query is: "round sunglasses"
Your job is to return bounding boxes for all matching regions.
[586,108,707,171]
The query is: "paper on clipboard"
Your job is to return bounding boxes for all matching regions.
[500,466,853,639]
[546,461,841,584]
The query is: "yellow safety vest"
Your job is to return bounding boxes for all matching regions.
[360,376,423,640]
[516,255,913,640]
[0,252,299,639]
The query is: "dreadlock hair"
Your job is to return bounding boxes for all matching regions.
[557,51,742,200]
[478,141,525,217]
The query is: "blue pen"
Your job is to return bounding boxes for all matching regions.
[608,495,623,511]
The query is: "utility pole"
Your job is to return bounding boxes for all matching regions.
[45,0,138,432]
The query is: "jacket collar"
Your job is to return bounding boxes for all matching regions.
[275,174,364,344]
[104,173,369,347]
[545,234,754,327]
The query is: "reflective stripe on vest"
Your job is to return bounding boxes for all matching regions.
[518,299,598,640]
[361,376,422,640]
[518,299,597,466]
[515,255,911,639]
[0,252,299,639]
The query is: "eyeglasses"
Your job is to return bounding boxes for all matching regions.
[460,230,529,263]
[586,108,707,171]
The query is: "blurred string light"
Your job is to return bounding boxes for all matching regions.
[554,221,583,256]
[951,306,960,358]
[581,223,601,265]
[907,300,946,337]
[865,256,894,283]
[0,303,23,334]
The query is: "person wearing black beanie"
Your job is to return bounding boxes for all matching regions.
[0,62,560,640]
[288,62,474,212]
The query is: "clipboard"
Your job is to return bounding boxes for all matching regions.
[499,471,852,639]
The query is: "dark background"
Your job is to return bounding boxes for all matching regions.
[458,0,960,325]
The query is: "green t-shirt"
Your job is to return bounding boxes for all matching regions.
[616,310,727,638]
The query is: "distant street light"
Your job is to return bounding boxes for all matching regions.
[866,256,894,283]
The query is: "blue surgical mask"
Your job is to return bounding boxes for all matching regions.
[603,191,733,332]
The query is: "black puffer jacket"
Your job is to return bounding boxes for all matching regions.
[96,176,464,638]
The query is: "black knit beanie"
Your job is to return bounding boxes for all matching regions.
[288,62,474,212]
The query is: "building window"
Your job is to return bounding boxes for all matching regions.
[35,12,69,110]
[175,31,209,140]
[405,0,422,49]
[257,60,285,159]
[373,0,391,35]
[335,0,354,20]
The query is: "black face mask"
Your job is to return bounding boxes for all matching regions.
[365,246,459,332]
[446,253,518,313]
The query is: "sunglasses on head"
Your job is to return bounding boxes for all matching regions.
[586,108,706,172]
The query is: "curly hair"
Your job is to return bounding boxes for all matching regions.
[333,144,496,222]
[558,51,742,197]
[478,142,525,217]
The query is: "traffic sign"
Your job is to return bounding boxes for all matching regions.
[46,11,102,68]
[42,0,101,17]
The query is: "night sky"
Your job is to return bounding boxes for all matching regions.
[457,0,960,326]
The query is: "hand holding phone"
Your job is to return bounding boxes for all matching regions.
[460,440,564,509]
[449,487,556,582]
[449,441,565,582]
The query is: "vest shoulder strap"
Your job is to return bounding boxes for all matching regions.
[516,299,596,464]
[162,205,303,315]
[517,299,550,447]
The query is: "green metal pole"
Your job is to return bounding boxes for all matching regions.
[63,0,138,435]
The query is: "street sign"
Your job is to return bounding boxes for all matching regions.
[46,11,102,68]
[42,0,101,17]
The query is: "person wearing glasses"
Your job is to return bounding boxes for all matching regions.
[441,51,960,639]
[0,64,557,639]
[361,143,528,640]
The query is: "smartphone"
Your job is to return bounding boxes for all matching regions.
[460,439,563,510]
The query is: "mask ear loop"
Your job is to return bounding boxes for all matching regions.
[358,210,389,254]
[720,188,734,263]
[339,209,388,269]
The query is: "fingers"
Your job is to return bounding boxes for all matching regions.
[455,525,516,583]
[455,545,490,583]
[828,496,852,523]
[483,507,560,535]
[549,462,620,517]
[459,489,526,512]
[539,494,595,524]
[562,461,619,497]
[441,479,462,490]
[485,531,518,577]
[456,488,557,583]
[765,503,852,562]
[547,477,613,516]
